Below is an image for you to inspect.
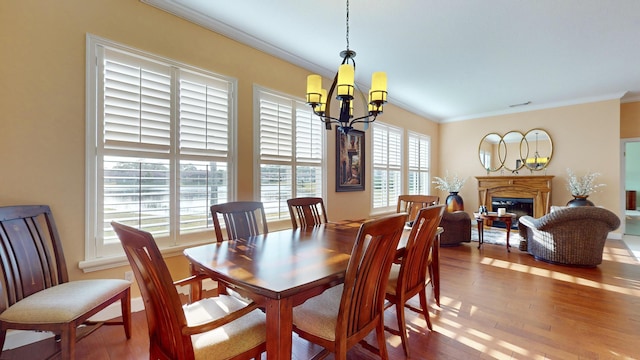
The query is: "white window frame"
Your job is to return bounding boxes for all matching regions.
[254,86,326,222]
[407,131,431,195]
[372,122,403,213]
[83,34,237,269]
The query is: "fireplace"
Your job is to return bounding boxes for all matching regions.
[476,176,554,225]
[491,197,534,229]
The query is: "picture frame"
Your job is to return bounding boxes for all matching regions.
[336,129,365,192]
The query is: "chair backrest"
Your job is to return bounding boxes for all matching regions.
[396,205,445,297]
[287,197,328,229]
[210,201,268,241]
[0,205,68,313]
[397,195,439,222]
[111,222,192,359]
[338,213,406,340]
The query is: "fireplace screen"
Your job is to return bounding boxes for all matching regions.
[491,197,534,229]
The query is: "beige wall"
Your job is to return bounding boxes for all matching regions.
[0,0,439,292]
[439,99,622,221]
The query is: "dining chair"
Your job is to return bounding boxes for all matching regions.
[287,197,328,229]
[396,194,439,223]
[0,205,131,360]
[200,201,269,298]
[111,221,266,360]
[292,213,406,360]
[385,204,445,357]
[210,201,269,242]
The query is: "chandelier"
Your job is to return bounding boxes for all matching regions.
[305,0,387,134]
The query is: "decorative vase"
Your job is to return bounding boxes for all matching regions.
[567,195,594,207]
[446,192,464,212]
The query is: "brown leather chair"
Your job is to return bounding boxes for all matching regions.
[0,205,131,359]
[287,197,328,229]
[112,221,266,360]
[292,213,406,360]
[439,210,472,246]
[385,205,445,357]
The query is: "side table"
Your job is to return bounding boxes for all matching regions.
[473,212,517,252]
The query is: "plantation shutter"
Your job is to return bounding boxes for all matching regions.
[295,104,322,164]
[259,91,293,162]
[179,70,230,158]
[372,123,402,209]
[103,50,171,153]
[408,132,430,194]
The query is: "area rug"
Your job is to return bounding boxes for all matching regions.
[469,222,526,249]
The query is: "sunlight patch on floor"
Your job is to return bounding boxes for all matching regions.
[479,257,640,297]
[434,314,536,359]
[622,234,640,261]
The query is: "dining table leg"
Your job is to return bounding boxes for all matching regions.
[432,234,441,306]
[264,297,294,360]
[476,217,484,249]
[505,218,512,252]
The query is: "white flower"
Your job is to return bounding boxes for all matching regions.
[566,168,605,196]
[432,172,467,192]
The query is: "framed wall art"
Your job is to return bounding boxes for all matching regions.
[336,129,365,192]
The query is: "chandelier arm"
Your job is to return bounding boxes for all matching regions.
[312,110,341,124]
[350,114,377,125]
[323,71,340,129]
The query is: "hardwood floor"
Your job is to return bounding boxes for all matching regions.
[3,239,639,359]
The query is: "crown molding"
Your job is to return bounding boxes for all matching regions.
[442,92,628,123]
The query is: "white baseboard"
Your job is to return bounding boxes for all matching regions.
[2,279,217,351]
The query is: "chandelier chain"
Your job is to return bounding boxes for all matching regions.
[345,0,350,51]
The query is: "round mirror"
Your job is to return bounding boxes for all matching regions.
[521,129,553,171]
[478,133,505,172]
[502,131,525,172]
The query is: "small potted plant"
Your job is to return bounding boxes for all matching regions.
[566,168,605,206]
[433,172,467,212]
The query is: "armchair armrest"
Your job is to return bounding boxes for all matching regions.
[182,300,260,336]
[173,273,210,287]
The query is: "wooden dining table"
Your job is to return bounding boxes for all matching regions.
[183,220,441,360]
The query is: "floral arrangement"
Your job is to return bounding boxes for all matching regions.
[566,168,605,196]
[433,172,467,193]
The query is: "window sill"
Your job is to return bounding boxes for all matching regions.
[78,243,199,273]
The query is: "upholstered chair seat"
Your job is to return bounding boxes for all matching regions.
[0,280,129,324]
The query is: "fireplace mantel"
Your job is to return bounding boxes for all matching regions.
[476,176,554,218]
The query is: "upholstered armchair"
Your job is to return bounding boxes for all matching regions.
[518,206,620,267]
[439,211,472,246]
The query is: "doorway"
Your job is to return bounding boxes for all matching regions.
[623,140,640,235]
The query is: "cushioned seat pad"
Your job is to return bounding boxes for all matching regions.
[187,295,266,360]
[292,285,343,341]
[0,279,130,324]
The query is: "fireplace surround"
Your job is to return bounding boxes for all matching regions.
[476,176,553,224]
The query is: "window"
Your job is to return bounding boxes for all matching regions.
[256,87,324,221]
[86,35,236,261]
[372,122,402,212]
[407,131,431,195]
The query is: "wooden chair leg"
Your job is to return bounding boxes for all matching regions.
[376,320,389,360]
[396,303,410,357]
[0,329,6,354]
[419,290,433,330]
[61,325,74,359]
[121,289,132,339]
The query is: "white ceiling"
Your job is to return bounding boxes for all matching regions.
[143,0,640,122]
